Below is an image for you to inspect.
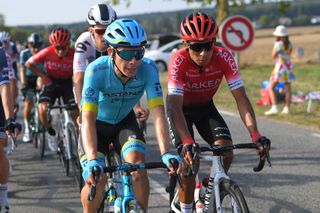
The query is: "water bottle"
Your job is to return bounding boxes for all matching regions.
[114,197,122,213]
[194,181,204,213]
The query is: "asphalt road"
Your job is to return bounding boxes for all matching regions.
[6,101,320,213]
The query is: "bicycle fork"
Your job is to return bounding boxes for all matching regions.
[202,156,230,213]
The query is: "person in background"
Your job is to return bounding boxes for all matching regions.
[0,46,21,213]
[25,27,77,151]
[73,3,149,124]
[0,32,19,119]
[265,25,295,115]
[19,33,45,142]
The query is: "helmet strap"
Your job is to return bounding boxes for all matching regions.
[113,59,130,81]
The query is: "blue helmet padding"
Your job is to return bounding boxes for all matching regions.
[104,18,147,47]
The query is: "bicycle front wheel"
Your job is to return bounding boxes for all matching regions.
[217,179,249,213]
[125,199,146,213]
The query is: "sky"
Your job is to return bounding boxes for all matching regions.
[0,0,211,26]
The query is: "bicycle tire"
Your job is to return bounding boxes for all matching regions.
[125,199,146,213]
[39,126,46,159]
[67,125,81,181]
[98,146,122,213]
[214,179,249,213]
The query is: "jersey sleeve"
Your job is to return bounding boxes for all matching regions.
[73,36,89,73]
[81,62,103,113]
[28,47,48,64]
[19,49,28,67]
[143,60,164,109]
[167,50,187,96]
[217,49,243,91]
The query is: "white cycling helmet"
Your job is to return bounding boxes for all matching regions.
[0,31,11,42]
[273,25,288,37]
[87,4,117,26]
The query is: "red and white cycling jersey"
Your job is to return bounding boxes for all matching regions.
[167,46,243,106]
[28,46,75,80]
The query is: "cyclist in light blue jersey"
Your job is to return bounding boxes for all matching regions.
[80,18,182,213]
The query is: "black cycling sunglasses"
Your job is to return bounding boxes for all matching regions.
[115,48,145,61]
[187,41,213,52]
[55,45,68,51]
[94,28,107,35]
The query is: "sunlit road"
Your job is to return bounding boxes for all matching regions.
[7,97,320,212]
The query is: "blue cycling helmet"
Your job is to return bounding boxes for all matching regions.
[104,18,147,47]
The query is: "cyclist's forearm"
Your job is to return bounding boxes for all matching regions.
[81,111,98,160]
[151,105,170,155]
[73,72,84,107]
[237,93,259,134]
[19,66,27,84]
[25,61,46,78]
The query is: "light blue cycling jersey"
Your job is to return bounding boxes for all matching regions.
[82,56,164,124]
[20,48,45,77]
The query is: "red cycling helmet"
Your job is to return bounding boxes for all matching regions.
[49,27,71,46]
[180,12,219,41]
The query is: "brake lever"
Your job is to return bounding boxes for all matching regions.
[87,166,101,201]
[169,158,184,192]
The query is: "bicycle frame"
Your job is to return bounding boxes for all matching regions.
[201,155,229,213]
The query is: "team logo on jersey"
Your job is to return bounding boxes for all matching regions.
[85,87,95,97]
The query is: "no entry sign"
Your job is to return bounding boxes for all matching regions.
[220,16,255,52]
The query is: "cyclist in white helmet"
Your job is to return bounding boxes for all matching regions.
[0,32,18,120]
[73,4,149,124]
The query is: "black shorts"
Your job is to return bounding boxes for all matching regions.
[22,76,37,100]
[166,101,232,148]
[78,111,145,158]
[39,78,75,107]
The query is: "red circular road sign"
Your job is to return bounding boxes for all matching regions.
[220,16,255,52]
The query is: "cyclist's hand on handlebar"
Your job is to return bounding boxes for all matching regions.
[135,107,149,122]
[5,118,21,137]
[255,136,271,160]
[180,143,200,166]
[83,159,105,186]
[161,152,182,175]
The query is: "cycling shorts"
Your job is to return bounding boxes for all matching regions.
[78,110,145,159]
[22,76,38,101]
[39,78,76,108]
[166,100,232,148]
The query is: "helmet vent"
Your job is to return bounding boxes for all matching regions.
[115,29,125,37]
[98,4,109,21]
[127,26,134,39]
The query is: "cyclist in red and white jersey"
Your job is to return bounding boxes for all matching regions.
[166,12,270,213]
[26,27,77,139]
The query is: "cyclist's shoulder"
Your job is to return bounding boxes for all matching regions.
[75,32,93,49]
[20,48,31,58]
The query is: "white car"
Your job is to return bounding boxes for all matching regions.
[144,39,223,72]
[144,39,184,72]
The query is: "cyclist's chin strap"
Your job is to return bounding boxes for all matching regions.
[113,59,131,79]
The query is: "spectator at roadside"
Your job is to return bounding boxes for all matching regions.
[265,25,295,115]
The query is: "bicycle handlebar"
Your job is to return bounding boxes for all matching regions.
[200,142,271,172]
[87,162,167,201]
